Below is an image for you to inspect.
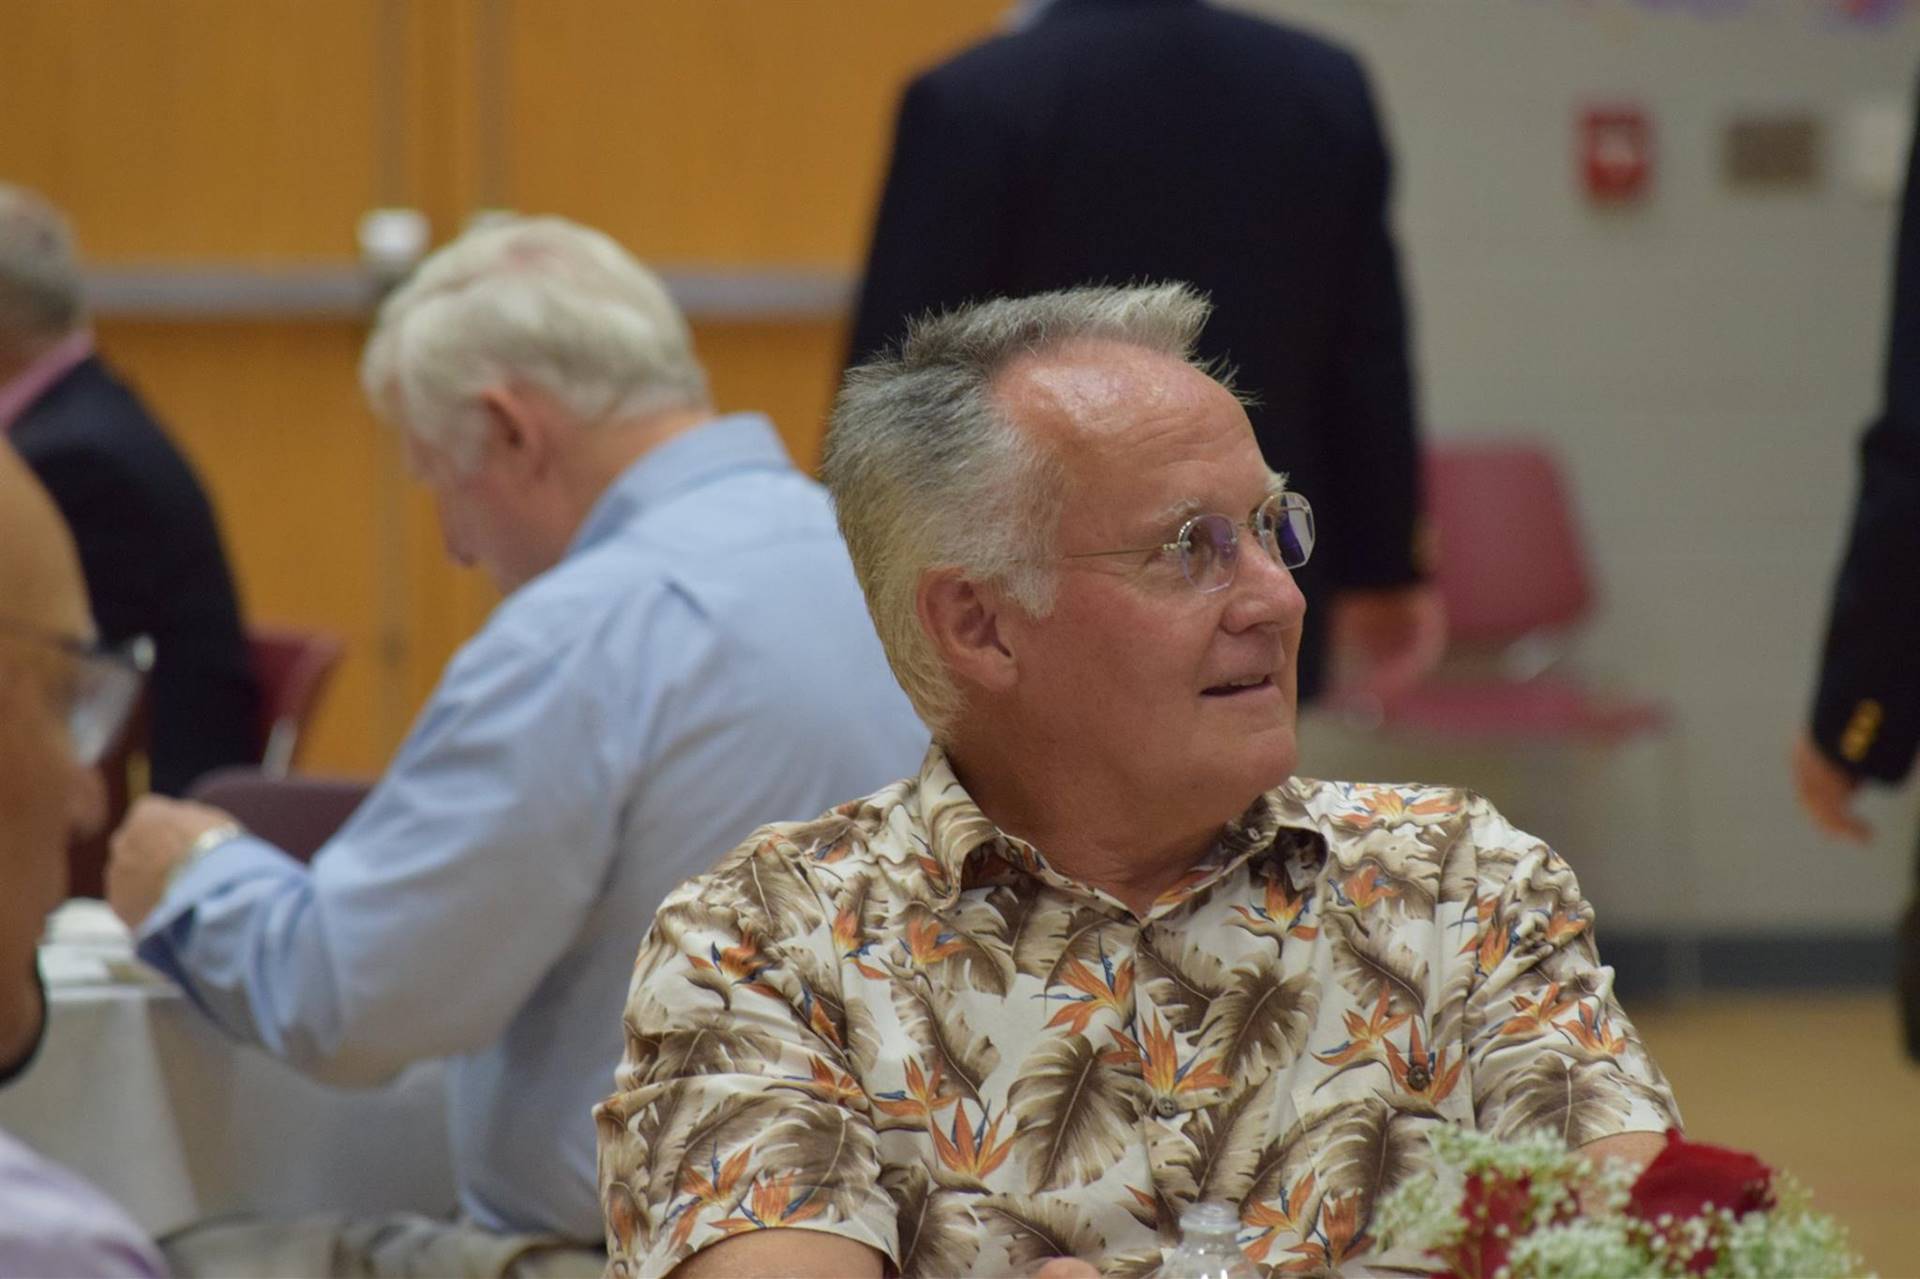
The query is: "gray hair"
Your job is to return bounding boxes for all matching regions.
[0,184,85,355]
[360,215,708,469]
[822,282,1214,736]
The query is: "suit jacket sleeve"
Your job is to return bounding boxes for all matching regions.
[846,71,1019,367]
[1320,57,1425,592]
[1809,74,1920,784]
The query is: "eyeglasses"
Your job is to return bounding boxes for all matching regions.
[0,619,153,766]
[1062,490,1315,593]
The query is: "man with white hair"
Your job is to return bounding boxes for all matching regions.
[597,285,1678,1278]
[106,216,926,1273]
[0,443,163,1275]
[0,183,257,798]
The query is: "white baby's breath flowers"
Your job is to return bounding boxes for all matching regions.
[1376,1126,1870,1279]
[1506,1218,1648,1279]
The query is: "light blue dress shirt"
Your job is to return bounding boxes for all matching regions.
[137,413,928,1242]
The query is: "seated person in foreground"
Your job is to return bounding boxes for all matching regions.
[102,217,926,1274]
[0,443,164,1276]
[595,284,1680,1279]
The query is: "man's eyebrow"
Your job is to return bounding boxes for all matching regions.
[1148,496,1206,529]
[1142,471,1291,534]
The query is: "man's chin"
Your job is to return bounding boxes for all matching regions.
[1193,735,1294,818]
[0,962,48,1087]
[1243,724,1300,790]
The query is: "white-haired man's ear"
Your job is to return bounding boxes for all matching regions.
[917,568,1019,697]
[476,385,562,484]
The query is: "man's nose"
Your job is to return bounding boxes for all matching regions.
[1222,539,1307,631]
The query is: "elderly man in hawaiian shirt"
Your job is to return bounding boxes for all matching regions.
[595,284,1680,1279]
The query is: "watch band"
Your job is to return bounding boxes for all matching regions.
[165,820,246,895]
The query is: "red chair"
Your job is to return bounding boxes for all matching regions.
[1363,441,1668,739]
[1337,440,1667,740]
[186,768,373,864]
[248,624,345,777]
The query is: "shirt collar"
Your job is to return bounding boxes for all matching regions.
[0,331,93,436]
[911,746,1328,910]
[564,412,793,559]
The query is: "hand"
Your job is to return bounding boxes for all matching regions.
[1034,1260,1101,1279]
[1328,584,1447,701]
[106,796,240,929]
[1791,732,1871,844]
[1574,1129,1668,1213]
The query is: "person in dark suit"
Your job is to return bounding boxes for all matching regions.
[847,0,1442,704]
[1792,73,1920,1063]
[0,183,258,798]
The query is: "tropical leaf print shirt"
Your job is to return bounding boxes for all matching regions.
[597,750,1679,1278]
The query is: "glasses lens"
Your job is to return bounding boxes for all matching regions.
[66,639,150,767]
[1283,493,1315,567]
[1180,514,1239,592]
[1258,492,1314,569]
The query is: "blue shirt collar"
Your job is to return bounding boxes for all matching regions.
[566,412,794,559]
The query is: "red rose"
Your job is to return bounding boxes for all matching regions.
[1433,1171,1534,1279]
[1626,1129,1775,1274]
[1628,1129,1775,1221]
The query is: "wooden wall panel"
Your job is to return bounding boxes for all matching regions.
[500,0,1007,263]
[0,1,388,260]
[695,318,850,469]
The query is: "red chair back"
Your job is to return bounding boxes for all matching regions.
[186,768,372,864]
[1425,441,1595,648]
[248,624,345,776]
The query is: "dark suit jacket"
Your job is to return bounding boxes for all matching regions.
[11,355,259,796]
[847,0,1424,699]
[1809,73,1920,784]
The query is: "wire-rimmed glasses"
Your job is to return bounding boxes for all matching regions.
[0,619,153,766]
[1063,490,1315,593]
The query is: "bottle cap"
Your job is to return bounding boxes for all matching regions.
[1178,1201,1241,1235]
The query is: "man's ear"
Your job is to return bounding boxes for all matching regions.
[477,385,557,482]
[917,568,1019,696]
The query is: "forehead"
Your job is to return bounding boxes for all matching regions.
[994,339,1264,518]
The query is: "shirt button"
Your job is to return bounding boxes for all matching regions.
[1154,1097,1181,1119]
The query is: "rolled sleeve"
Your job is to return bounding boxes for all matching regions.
[596,878,897,1279]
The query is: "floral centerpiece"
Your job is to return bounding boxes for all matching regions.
[1375,1126,1868,1278]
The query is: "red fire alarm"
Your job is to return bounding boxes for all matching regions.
[1579,105,1653,203]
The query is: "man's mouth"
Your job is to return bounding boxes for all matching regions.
[1202,674,1274,697]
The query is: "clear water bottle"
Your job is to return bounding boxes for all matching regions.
[1161,1201,1259,1279]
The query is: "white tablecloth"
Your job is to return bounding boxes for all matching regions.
[0,902,456,1235]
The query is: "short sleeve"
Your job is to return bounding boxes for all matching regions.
[595,846,898,1278]
[1454,799,1682,1146]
